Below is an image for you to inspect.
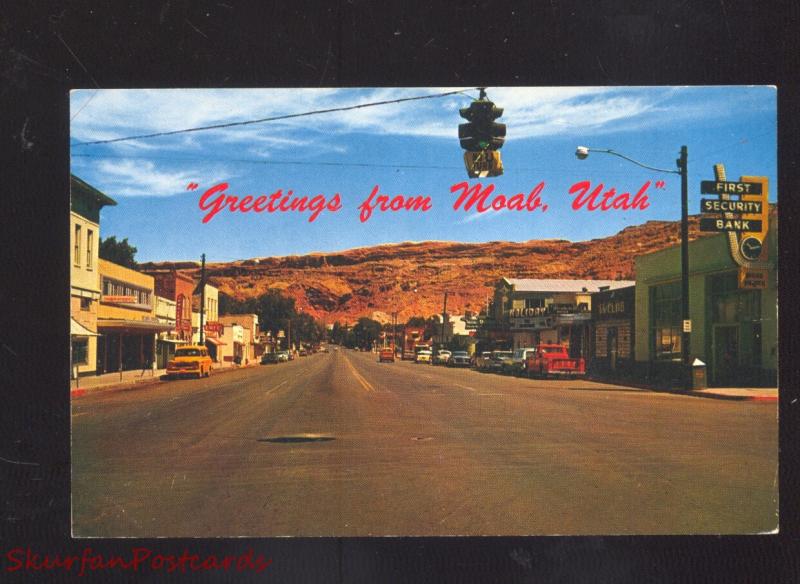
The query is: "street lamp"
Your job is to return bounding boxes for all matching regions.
[576,145,690,391]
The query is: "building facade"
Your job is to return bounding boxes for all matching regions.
[141,269,196,342]
[219,314,262,364]
[488,278,636,357]
[70,176,117,377]
[634,213,777,387]
[153,295,179,369]
[96,259,172,373]
[590,285,636,375]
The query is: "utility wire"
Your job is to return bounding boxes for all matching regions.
[72,151,674,176]
[71,88,479,147]
[71,152,462,171]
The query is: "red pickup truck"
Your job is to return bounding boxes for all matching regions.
[525,344,586,378]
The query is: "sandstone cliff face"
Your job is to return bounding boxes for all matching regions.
[142,217,713,324]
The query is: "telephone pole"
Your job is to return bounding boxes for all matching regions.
[440,292,449,349]
[199,253,206,345]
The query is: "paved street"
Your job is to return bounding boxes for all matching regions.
[72,348,777,537]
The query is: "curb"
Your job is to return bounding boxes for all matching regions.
[70,364,258,399]
[584,376,777,402]
[686,391,778,402]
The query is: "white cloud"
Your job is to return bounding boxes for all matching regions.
[70,86,762,147]
[90,159,233,197]
[69,87,769,197]
[458,208,509,224]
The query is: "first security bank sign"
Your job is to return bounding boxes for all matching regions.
[699,163,770,289]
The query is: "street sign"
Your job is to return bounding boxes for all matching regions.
[463,150,503,178]
[102,295,137,304]
[738,267,768,289]
[700,198,763,214]
[699,217,762,232]
[683,320,692,333]
[700,180,762,195]
[463,317,484,330]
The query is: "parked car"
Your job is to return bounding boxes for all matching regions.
[433,350,452,365]
[261,352,280,365]
[299,349,308,357]
[474,351,494,370]
[447,351,472,367]
[488,350,514,373]
[276,351,290,362]
[502,347,538,376]
[415,350,433,364]
[379,348,396,363]
[166,345,212,379]
[402,350,417,361]
[525,344,586,378]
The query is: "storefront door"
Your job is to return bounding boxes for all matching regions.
[712,324,739,386]
[607,326,618,371]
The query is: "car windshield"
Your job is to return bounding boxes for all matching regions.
[175,349,201,357]
[494,351,513,358]
[541,346,563,353]
[453,352,468,357]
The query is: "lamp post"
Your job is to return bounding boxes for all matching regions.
[576,146,690,391]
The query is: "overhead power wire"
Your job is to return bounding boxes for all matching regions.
[71,88,480,147]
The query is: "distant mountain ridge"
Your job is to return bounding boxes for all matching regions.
[141,216,715,324]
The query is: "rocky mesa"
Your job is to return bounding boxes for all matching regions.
[142,216,715,324]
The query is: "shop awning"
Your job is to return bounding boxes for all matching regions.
[71,318,100,337]
[205,337,226,346]
[158,338,190,344]
[96,319,174,333]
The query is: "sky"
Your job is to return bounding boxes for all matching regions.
[70,87,777,263]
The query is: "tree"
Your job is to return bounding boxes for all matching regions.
[99,236,137,268]
[405,316,427,328]
[220,289,328,347]
[352,317,382,350]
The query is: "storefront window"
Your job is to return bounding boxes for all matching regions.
[651,281,681,360]
[72,338,88,365]
[524,297,545,309]
[711,272,760,323]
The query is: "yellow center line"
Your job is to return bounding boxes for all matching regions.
[342,354,375,392]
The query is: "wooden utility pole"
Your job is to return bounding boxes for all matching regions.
[199,253,206,345]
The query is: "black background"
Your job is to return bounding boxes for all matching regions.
[1,1,799,582]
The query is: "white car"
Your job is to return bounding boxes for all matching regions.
[433,350,452,365]
[415,350,432,364]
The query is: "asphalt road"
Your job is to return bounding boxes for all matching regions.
[72,348,777,537]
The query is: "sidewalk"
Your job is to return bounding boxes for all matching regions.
[70,362,251,397]
[688,387,778,402]
[586,375,777,402]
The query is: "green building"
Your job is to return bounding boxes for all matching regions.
[634,211,777,387]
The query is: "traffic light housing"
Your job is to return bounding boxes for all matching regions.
[459,89,506,177]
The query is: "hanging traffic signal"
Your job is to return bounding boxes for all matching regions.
[459,88,506,177]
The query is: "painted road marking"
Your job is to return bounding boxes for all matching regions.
[265,380,289,395]
[342,354,375,392]
[455,384,477,392]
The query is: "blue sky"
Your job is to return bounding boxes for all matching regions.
[70,87,777,263]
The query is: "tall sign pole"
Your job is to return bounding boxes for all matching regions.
[199,253,206,345]
[678,146,690,391]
